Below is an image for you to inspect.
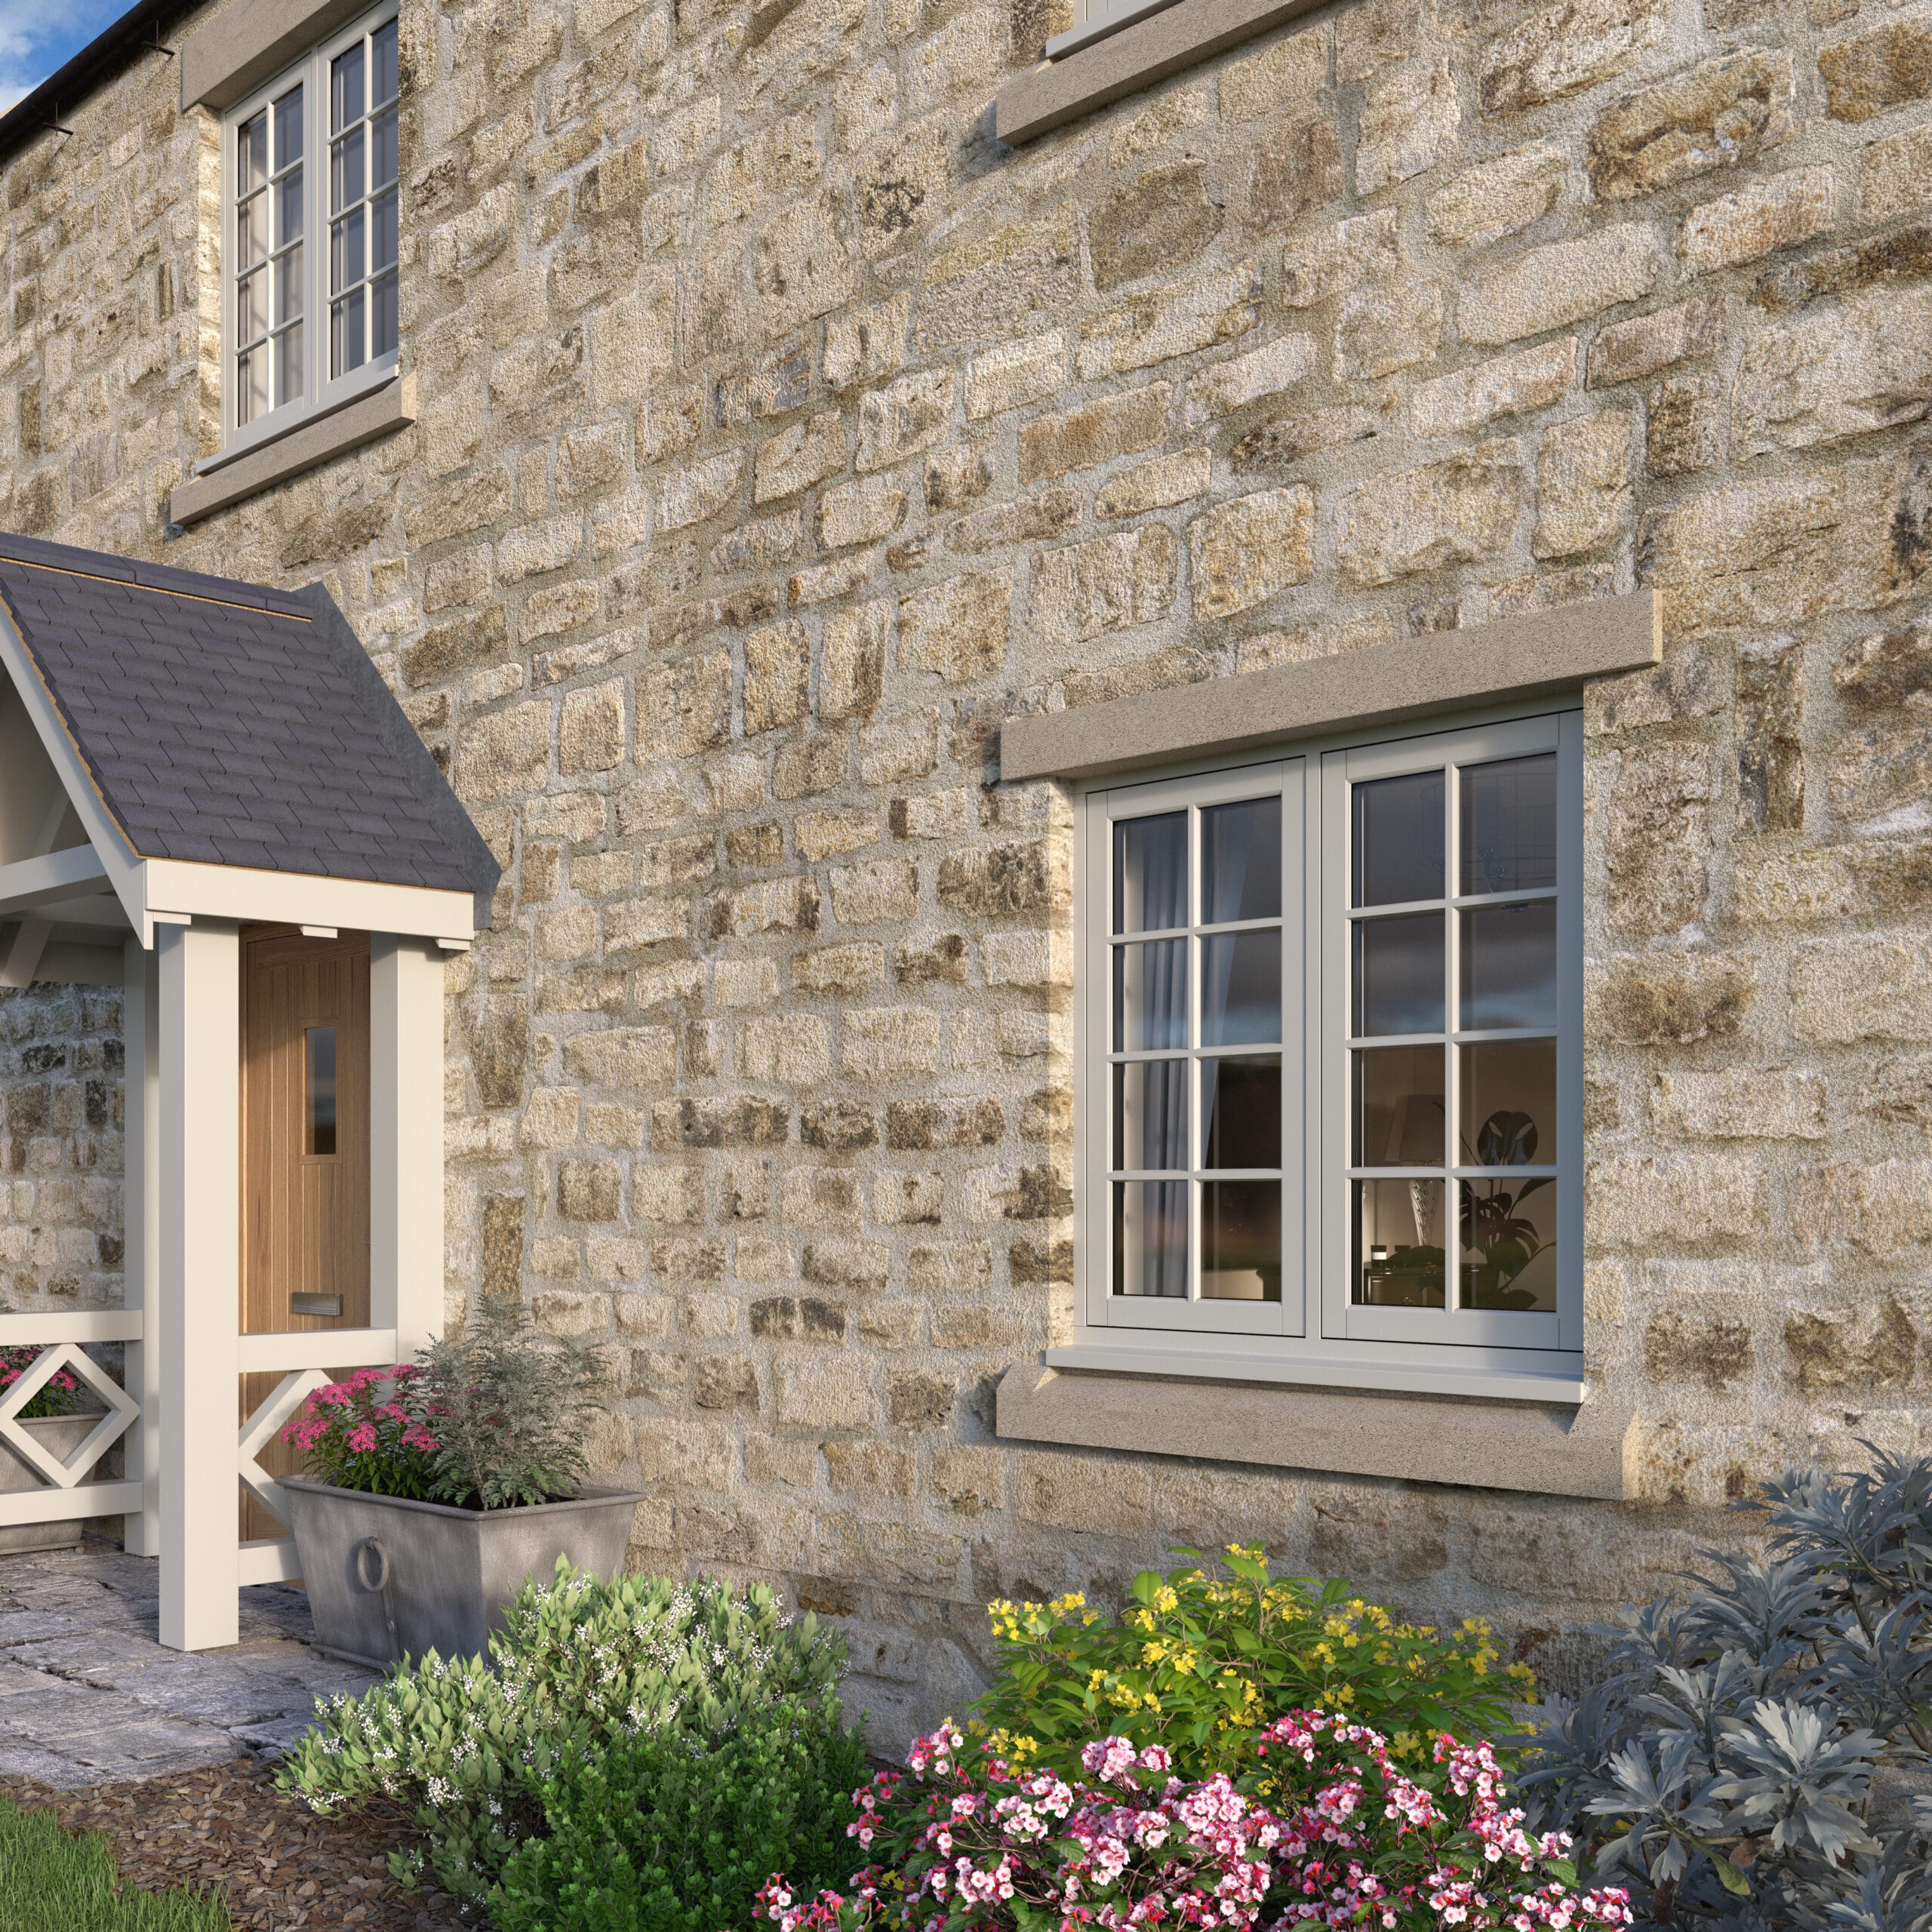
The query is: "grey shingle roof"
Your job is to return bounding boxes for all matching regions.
[0,532,498,908]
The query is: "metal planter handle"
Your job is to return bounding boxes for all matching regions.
[352,1536,401,1663]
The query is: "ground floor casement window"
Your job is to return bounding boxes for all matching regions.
[1076,709,1584,1390]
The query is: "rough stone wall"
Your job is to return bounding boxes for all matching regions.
[2,0,1931,1739]
[0,986,122,1315]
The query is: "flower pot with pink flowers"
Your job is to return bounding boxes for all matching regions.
[278,1299,641,1668]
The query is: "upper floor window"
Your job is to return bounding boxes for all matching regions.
[1077,710,1584,1391]
[224,5,398,451]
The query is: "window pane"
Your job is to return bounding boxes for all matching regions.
[373,17,399,103]
[1352,912,1443,1037]
[1114,812,1186,934]
[372,105,398,190]
[1353,770,1444,907]
[1113,1060,1186,1173]
[1202,796,1281,924]
[306,1026,337,1158]
[332,38,365,133]
[236,266,268,344]
[1354,1180,1444,1307]
[274,83,303,168]
[371,186,398,272]
[372,270,398,359]
[277,168,303,249]
[334,205,366,291]
[1461,754,1557,897]
[275,323,303,407]
[239,110,268,193]
[237,346,269,424]
[333,127,365,217]
[1459,1038,1556,1168]
[237,191,267,269]
[1113,1181,1186,1297]
[1460,1177,1556,1311]
[1459,900,1556,1030]
[1201,1056,1279,1170]
[1201,930,1281,1046]
[1113,940,1186,1051]
[275,243,303,326]
[1202,1182,1280,1300]
[1352,1044,1444,1166]
[333,288,366,377]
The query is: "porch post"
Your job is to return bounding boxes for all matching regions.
[369,934,446,1358]
[158,918,241,1652]
[120,936,162,1558]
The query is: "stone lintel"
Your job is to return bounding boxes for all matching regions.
[995,0,1331,145]
[999,587,1661,783]
[181,0,383,112]
[169,376,416,529]
[995,1362,1638,1500]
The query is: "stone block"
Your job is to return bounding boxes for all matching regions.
[1089,161,1223,292]
[1220,22,1328,122]
[1587,293,1726,387]
[898,571,1010,681]
[1336,276,1443,380]
[1184,335,1315,424]
[1819,21,1932,123]
[752,189,856,334]
[1678,167,1835,275]
[1587,52,1795,201]
[926,446,993,512]
[937,841,1067,917]
[841,1008,943,1078]
[857,368,953,472]
[1019,383,1170,483]
[660,451,744,531]
[1356,60,1460,195]
[945,488,1081,555]
[1732,288,1932,458]
[1280,208,1399,307]
[1792,937,1932,1042]
[824,292,910,391]
[821,599,890,721]
[559,680,625,774]
[1588,1152,1765,1250]
[456,703,550,801]
[1607,741,1714,937]
[829,858,918,925]
[964,333,1069,419]
[744,621,811,734]
[1025,528,1178,646]
[1461,226,1662,346]
[1239,116,1343,231]
[1833,619,1932,709]
[774,1355,874,1429]
[1534,409,1632,558]
[1188,486,1315,619]
[1651,1068,1826,1140]
[1411,338,1575,438]
[1647,373,1726,478]
[1078,260,1262,380]
[1479,0,1669,118]
[1426,143,1566,248]
[1094,448,1213,519]
[753,411,844,503]
[637,651,732,758]
[1587,951,1755,1044]
[1336,438,1523,586]
[1736,638,1804,833]
[819,472,909,549]
[1858,124,1932,225]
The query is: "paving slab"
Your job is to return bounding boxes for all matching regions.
[0,1545,380,1790]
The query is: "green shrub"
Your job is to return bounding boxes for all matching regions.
[275,1558,848,1905]
[970,1542,1533,1777]
[489,1694,868,1932]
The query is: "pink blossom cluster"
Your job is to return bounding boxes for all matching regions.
[757,1712,1632,1932]
[280,1364,439,1494]
[0,1346,82,1416]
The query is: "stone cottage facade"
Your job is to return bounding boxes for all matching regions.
[2,0,1930,1740]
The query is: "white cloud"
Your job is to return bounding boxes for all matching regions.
[0,1,134,118]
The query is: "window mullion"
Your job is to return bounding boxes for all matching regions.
[1444,758,1462,1317]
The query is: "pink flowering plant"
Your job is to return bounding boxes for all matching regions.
[755,1710,1634,1932]
[0,1345,86,1419]
[281,1364,439,1499]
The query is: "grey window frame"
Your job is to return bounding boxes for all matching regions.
[1069,702,1586,1399]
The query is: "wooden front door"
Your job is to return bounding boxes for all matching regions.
[239,927,371,1543]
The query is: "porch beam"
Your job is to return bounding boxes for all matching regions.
[235,1327,398,1374]
[0,844,106,918]
[0,1309,143,1344]
[0,917,50,989]
[158,918,241,1652]
[371,934,447,1359]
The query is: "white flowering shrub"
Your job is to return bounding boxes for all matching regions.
[275,1558,846,1903]
[1520,1449,1932,1932]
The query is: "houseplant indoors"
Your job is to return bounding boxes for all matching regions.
[0,1345,111,1555]
[278,1297,641,1666]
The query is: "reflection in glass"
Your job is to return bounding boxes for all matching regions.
[241,110,269,192]
[275,328,303,408]
[237,346,269,426]
[1353,913,1444,1037]
[306,1026,337,1158]
[333,125,366,214]
[332,37,365,131]
[1352,1045,1444,1166]
[1460,900,1557,1030]
[1461,755,1557,896]
[238,269,269,342]
[1114,812,1186,934]
[1201,1057,1281,1170]
[238,189,267,268]
[1202,1182,1281,1300]
[374,18,398,103]
[1459,1038,1556,1167]
[1114,1181,1187,1297]
[1202,797,1281,924]
[1115,1060,1187,1173]
[1114,940,1186,1051]
[1460,1176,1556,1311]
[1353,770,1444,908]
[1201,931,1281,1045]
[1353,1179,1445,1307]
[275,85,303,168]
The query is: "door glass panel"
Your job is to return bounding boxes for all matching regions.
[1113,1181,1187,1297]
[1353,1179,1445,1306]
[1201,930,1281,1045]
[1353,912,1443,1037]
[1461,754,1558,895]
[1114,1060,1186,1172]
[1201,1056,1280,1169]
[1202,1182,1280,1300]
[1202,797,1281,924]
[1352,1044,1444,1166]
[1460,1177,1557,1311]
[1459,900,1557,1030]
[1459,1038,1557,1167]
[306,1026,337,1157]
[1353,770,1444,907]
[1114,940,1186,1051]
[1114,812,1186,933]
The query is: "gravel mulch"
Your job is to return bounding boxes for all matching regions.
[0,1757,466,1930]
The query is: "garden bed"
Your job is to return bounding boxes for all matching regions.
[0,1759,460,1931]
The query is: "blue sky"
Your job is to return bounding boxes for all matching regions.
[1,1,131,112]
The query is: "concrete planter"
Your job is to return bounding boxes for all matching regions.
[280,1477,645,1669]
[0,1412,112,1555]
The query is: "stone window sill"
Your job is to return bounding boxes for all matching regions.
[995,1361,1637,1500]
[999,588,1660,783]
[168,375,416,530]
[996,0,1331,145]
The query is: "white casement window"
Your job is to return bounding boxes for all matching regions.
[221,5,399,457]
[1074,709,1585,1395]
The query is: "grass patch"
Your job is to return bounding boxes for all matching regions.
[0,1796,232,1932]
